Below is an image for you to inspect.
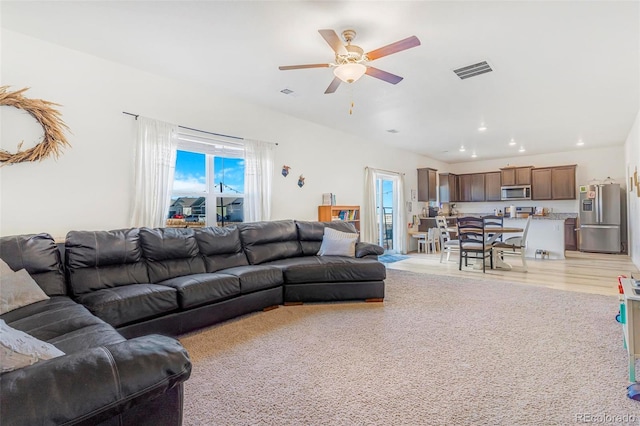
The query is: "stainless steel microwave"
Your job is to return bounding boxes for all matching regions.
[501,185,531,200]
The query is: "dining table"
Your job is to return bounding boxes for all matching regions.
[445,226,524,270]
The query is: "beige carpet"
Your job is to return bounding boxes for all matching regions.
[179,269,640,425]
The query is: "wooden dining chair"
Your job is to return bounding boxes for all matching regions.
[492,215,532,271]
[457,216,493,273]
[482,215,504,242]
[435,216,459,263]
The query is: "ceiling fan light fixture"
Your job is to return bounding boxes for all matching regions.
[334,63,367,83]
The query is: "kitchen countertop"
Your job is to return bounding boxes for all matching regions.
[421,213,577,220]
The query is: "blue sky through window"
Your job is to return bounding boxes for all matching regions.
[173,150,244,194]
[173,151,205,192]
[382,180,393,207]
[214,157,245,193]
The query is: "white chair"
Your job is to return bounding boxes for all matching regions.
[412,232,427,253]
[435,216,459,263]
[426,228,438,253]
[492,215,531,271]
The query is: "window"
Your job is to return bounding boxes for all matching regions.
[167,132,245,227]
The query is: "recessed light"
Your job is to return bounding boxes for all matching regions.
[576,139,584,146]
[478,125,487,132]
[386,129,399,134]
[509,138,516,146]
[518,146,526,153]
[280,88,294,95]
[471,153,477,158]
[459,145,466,152]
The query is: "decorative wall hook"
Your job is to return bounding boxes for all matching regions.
[282,165,291,177]
[297,175,305,188]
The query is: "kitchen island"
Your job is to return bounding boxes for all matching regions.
[502,215,573,260]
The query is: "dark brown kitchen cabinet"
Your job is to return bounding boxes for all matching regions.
[531,165,576,200]
[471,174,485,202]
[500,166,532,186]
[484,172,502,201]
[417,168,438,202]
[439,173,458,202]
[531,168,552,200]
[458,174,472,202]
[551,166,576,200]
[564,218,577,251]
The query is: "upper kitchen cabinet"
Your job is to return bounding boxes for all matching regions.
[484,172,502,201]
[500,166,532,186]
[458,174,472,202]
[417,168,438,202]
[439,173,458,203]
[531,165,576,200]
[531,168,552,200]
[471,173,486,202]
[551,165,577,199]
[458,173,487,202]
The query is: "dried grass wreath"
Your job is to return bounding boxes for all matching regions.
[0,86,71,166]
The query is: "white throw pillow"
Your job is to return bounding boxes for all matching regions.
[317,227,358,257]
[0,319,65,373]
[0,259,50,315]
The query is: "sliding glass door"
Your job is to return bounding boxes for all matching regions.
[376,174,399,253]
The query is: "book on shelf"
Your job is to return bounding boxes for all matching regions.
[334,209,358,221]
[322,193,336,206]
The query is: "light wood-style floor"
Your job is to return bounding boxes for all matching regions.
[387,250,639,296]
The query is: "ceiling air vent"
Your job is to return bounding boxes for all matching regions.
[453,61,493,80]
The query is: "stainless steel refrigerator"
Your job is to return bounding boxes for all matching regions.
[579,183,621,253]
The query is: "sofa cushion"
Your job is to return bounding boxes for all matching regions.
[0,260,50,314]
[238,220,302,265]
[48,323,127,354]
[265,256,387,284]
[0,233,67,296]
[0,319,65,373]
[193,226,249,272]
[157,273,240,309]
[65,229,150,296]
[1,297,126,354]
[139,228,206,282]
[296,221,358,256]
[75,284,179,327]
[317,227,358,257]
[217,265,283,294]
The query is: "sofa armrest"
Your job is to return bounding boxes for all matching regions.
[355,242,384,258]
[0,334,191,426]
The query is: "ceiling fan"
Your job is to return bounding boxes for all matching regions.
[279,29,421,94]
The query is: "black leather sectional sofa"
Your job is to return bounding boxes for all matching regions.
[0,219,385,425]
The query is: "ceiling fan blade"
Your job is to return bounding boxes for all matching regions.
[366,36,421,61]
[365,67,403,84]
[279,63,331,71]
[318,29,348,55]
[324,77,341,94]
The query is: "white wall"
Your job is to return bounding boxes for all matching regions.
[0,30,446,243]
[625,111,640,269]
[442,146,626,214]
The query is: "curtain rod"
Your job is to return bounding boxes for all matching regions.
[123,111,278,145]
[366,166,405,176]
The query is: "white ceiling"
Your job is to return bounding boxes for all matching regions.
[2,1,638,163]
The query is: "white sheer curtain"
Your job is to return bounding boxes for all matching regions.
[396,173,408,254]
[362,167,378,244]
[244,139,275,222]
[130,117,178,228]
